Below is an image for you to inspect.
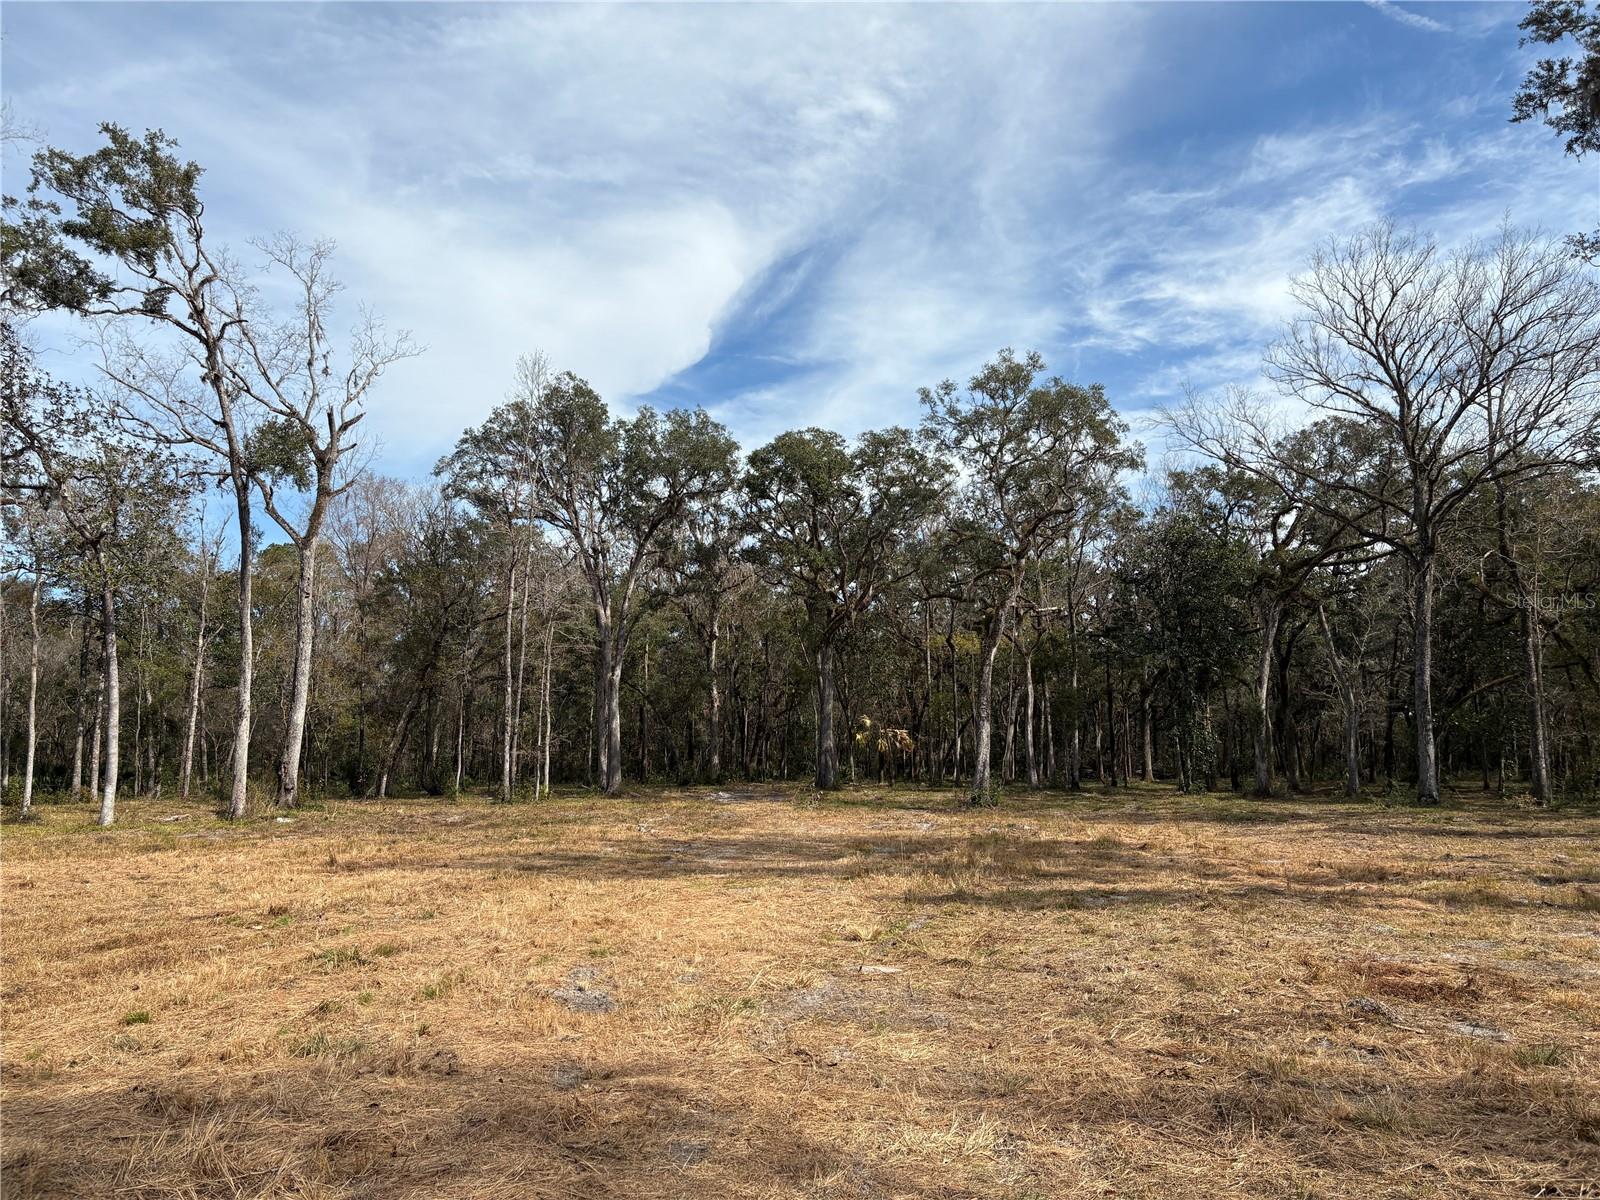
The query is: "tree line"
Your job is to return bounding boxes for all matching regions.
[3,125,1600,821]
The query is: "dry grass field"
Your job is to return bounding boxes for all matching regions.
[1,783,1597,1200]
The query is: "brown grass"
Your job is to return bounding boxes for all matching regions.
[2,783,1598,1199]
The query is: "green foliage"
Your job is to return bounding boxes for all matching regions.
[742,425,947,638]
[1512,3,1600,257]
[8,124,204,314]
[1513,1,1600,157]
[247,417,314,491]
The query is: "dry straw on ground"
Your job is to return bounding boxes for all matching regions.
[2,783,1597,1199]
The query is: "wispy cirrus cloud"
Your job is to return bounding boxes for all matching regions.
[0,2,1579,474]
[1364,1,1450,35]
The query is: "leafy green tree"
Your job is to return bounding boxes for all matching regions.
[1120,503,1253,793]
[922,349,1140,803]
[742,427,947,790]
[446,362,737,795]
[664,495,749,781]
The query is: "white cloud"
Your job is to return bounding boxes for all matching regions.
[2,3,1148,467]
[1,0,1588,479]
[1364,1,1450,34]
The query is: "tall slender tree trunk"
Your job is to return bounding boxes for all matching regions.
[1067,601,1082,790]
[379,692,421,799]
[1001,660,1018,783]
[1277,627,1303,793]
[276,535,319,808]
[970,609,1008,803]
[1141,683,1155,782]
[542,624,554,795]
[453,693,467,797]
[1518,603,1551,802]
[605,651,624,794]
[1316,607,1362,798]
[227,481,254,821]
[512,539,532,786]
[89,665,104,804]
[20,570,42,818]
[132,610,145,797]
[1495,483,1552,803]
[706,615,722,781]
[1412,548,1440,805]
[1024,650,1038,788]
[593,602,612,790]
[502,553,518,803]
[1103,650,1118,789]
[98,576,120,827]
[815,636,839,789]
[1252,594,1279,796]
[180,569,208,799]
[534,620,553,801]
[71,602,91,800]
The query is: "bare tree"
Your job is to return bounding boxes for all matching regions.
[1171,224,1600,803]
[230,234,417,808]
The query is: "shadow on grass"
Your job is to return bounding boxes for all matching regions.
[0,1049,880,1199]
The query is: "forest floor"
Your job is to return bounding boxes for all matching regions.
[1,783,1598,1200]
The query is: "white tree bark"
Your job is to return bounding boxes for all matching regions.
[98,574,120,827]
[180,559,211,800]
[275,536,319,808]
[20,570,42,818]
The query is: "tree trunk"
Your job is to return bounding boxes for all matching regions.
[180,566,209,800]
[502,554,518,803]
[1519,602,1551,803]
[815,637,839,789]
[1317,606,1362,799]
[99,577,120,827]
[1024,650,1038,788]
[1412,550,1440,804]
[1103,650,1118,789]
[707,615,722,782]
[379,691,422,799]
[1141,674,1155,782]
[1276,625,1304,793]
[542,623,554,795]
[71,603,91,800]
[605,649,624,794]
[593,602,612,791]
[1001,659,1019,783]
[20,571,42,818]
[227,483,254,821]
[970,609,1008,803]
[1067,601,1082,790]
[454,687,467,797]
[89,664,104,803]
[1495,483,1552,804]
[532,621,551,800]
[512,540,532,787]
[1252,595,1279,796]
[276,535,319,808]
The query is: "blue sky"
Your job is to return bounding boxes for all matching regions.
[3,2,1595,479]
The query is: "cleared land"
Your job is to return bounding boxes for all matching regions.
[1,784,1597,1200]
